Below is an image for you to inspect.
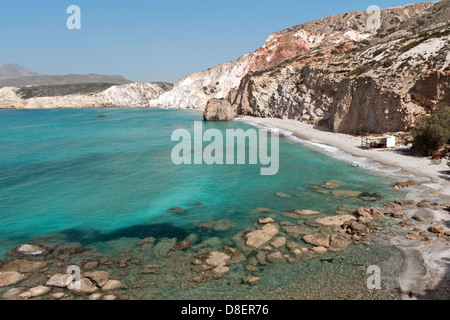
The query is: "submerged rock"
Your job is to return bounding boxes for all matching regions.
[395,200,415,206]
[275,192,291,198]
[428,225,444,234]
[312,246,328,254]
[169,241,192,253]
[412,214,425,222]
[0,259,46,273]
[383,202,404,218]
[393,180,419,190]
[84,271,110,287]
[243,276,260,286]
[7,244,48,256]
[244,223,279,249]
[0,271,27,287]
[303,234,331,247]
[82,260,101,271]
[102,280,126,291]
[330,234,352,249]
[281,225,312,239]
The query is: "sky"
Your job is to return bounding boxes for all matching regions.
[0,0,422,83]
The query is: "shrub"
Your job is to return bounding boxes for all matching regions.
[348,66,369,76]
[413,106,450,156]
[373,48,386,57]
[383,59,394,68]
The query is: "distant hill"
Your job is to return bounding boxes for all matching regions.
[0,73,132,88]
[0,63,41,79]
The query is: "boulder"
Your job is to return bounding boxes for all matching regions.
[417,200,439,210]
[428,225,444,234]
[342,220,369,236]
[315,215,357,227]
[211,265,229,278]
[221,246,246,264]
[270,237,287,249]
[0,271,27,287]
[2,288,22,299]
[170,206,185,214]
[203,98,235,121]
[82,260,101,271]
[88,293,103,301]
[46,273,73,288]
[21,286,51,298]
[266,252,285,263]
[84,271,110,287]
[243,276,260,286]
[275,192,291,198]
[281,225,312,239]
[102,280,126,291]
[206,251,231,267]
[140,265,163,275]
[395,200,415,206]
[303,234,331,247]
[332,190,362,198]
[312,246,328,254]
[0,259,46,273]
[412,214,425,222]
[383,202,404,218]
[244,223,279,249]
[283,210,324,219]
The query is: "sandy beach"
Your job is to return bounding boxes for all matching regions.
[239,116,450,197]
[240,116,450,300]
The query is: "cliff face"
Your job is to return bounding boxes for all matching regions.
[0,82,172,109]
[150,2,437,111]
[200,0,450,134]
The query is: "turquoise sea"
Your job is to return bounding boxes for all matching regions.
[0,108,407,299]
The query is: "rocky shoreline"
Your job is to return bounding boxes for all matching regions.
[0,178,448,300]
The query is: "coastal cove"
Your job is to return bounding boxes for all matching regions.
[0,108,448,300]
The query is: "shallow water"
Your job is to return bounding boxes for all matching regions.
[0,108,407,299]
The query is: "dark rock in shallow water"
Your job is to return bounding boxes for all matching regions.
[169,241,192,253]
[170,207,185,214]
[0,271,28,287]
[140,265,163,275]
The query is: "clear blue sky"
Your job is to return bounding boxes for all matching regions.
[0,0,420,83]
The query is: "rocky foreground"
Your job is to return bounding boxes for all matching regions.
[0,179,448,300]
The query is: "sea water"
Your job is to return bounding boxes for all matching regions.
[0,108,406,299]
